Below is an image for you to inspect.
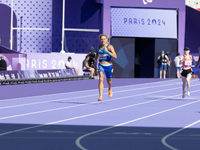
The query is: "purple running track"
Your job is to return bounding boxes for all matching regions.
[0,78,199,150]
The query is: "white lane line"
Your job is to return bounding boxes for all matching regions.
[0,78,181,102]
[0,94,97,110]
[75,96,200,150]
[0,88,199,150]
[0,89,199,138]
[0,80,183,110]
[161,120,200,150]
[0,83,197,121]
[113,79,182,89]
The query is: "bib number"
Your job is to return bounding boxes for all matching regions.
[99,54,107,60]
[185,61,192,66]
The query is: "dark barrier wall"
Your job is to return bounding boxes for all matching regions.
[135,38,155,78]
[112,38,135,78]
[52,0,103,53]
[185,6,200,54]
[112,38,177,78]
[154,39,178,78]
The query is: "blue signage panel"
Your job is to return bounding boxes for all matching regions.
[111,7,177,39]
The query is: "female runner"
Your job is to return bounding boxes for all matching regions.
[95,34,117,101]
[180,47,196,98]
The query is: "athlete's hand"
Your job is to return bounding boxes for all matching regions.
[180,56,184,60]
[104,47,109,53]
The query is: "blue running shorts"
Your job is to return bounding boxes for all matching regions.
[98,63,112,79]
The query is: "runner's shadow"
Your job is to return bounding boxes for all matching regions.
[52,101,105,105]
[162,98,196,101]
[145,97,196,101]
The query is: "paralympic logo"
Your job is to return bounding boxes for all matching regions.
[143,0,153,5]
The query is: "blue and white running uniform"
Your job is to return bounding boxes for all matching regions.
[98,44,113,79]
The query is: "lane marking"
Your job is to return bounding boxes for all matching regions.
[0,89,199,145]
[0,78,181,102]
[161,120,200,150]
[113,132,152,135]
[37,130,75,133]
[75,95,200,150]
[0,80,183,110]
[0,83,198,120]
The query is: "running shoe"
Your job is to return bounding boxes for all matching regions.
[187,91,190,96]
[108,89,113,98]
[98,96,103,101]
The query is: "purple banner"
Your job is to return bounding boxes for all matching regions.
[37,70,60,78]
[36,69,77,79]
[0,69,79,81]
[0,71,10,80]
[0,54,27,71]
[21,70,39,79]
[59,69,78,77]
[27,53,85,75]
[9,70,26,79]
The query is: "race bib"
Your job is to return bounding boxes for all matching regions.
[185,61,192,66]
[99,54,107,60]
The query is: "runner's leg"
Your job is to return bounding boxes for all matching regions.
[182,76,186,98]
[98,72,104,101]
[186,73,192,96]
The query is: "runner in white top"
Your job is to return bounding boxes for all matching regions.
[65,56,79,75]
[174,52,182,78]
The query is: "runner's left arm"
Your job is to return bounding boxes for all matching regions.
[192,55,196,66]
[107,45,117,59]
[195,56,200,68]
